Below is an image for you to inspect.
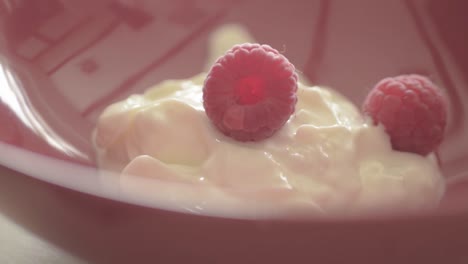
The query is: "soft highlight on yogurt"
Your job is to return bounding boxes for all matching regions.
[92,25,445,218]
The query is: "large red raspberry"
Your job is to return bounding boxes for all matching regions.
[362,74,447,155]
[203,43,298,141]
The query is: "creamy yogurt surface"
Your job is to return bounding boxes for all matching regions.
[92,25,444,218]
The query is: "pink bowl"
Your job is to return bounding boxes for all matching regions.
[1,0,468,262]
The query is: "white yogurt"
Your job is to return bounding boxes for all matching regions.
[92,25,444,218]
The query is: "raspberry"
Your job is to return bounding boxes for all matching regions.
[362,74,447,156]
[203,43,298,141]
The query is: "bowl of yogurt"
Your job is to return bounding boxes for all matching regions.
[1,0,468,262]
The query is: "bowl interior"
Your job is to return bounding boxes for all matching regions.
[1,0,468,218]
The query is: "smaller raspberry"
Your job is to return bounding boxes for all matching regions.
[362,74,447,156]
[203,43,298,141]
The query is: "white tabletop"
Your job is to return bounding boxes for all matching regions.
[0,166,84,264]
[0,214,83,264]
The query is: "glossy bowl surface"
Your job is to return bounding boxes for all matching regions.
[1,0,468,219]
